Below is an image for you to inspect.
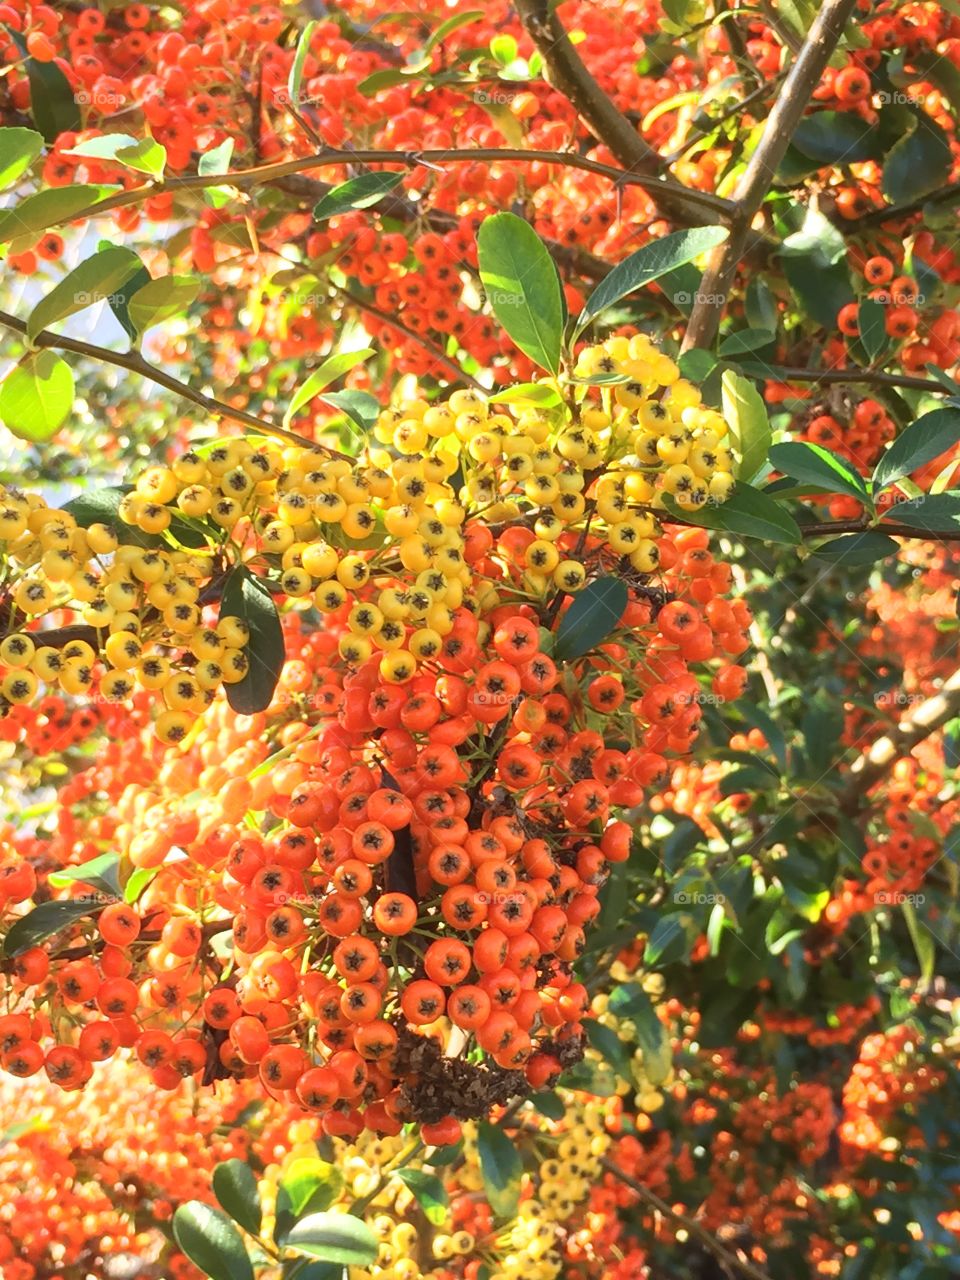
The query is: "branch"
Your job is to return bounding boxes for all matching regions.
[762,365,950,394]
[599,1157,774,1280]
[0,310,353,457]
[681,0,859,351]
[856,180,960,229]
[52,146,732,229]
[839,667,960,808]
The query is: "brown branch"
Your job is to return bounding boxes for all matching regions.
[681,0,859,352]
[599,1157,774,1280]
[761,365,949,394]
[53,147,732,229]
[839,667,960,809]
[0,310,355,457]
[856,180,960,229]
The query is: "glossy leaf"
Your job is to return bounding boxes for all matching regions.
[15,34,81,142]
[128,276,202,336]
[320,389,380,435]
[172,1203,254,1280]
[630,988,672,1085]
[662,484,802,545]
[880,492,960,533]
[873,408,960,489]
[769,441,869,502]
[883,112,951,203]
[48,854,121,899]
[809,531,899,566]
[576,226,728,335]
[276,1156,342,1232]
[858,297,889,363]
[0,126,43,190]
[26,247,143,343]
[212,1159,261,1237]
[718,327,775,357]
[67,133,166,177]
[0,350,74,442]
[791,111,879,163]
[554,577,628,661]
[284,349,375,427]
[0,185,112,247]
[721,368,771,482]
[313,172,404,221]
[491,381,562,408]
[284,1213,379,1265]
[287,20,318,107]
[477,1121,523,1220]
[396,1169,450,1225]
[218,568,284,715]
[583,1018,633,1080]
[3,899,103,958]
[478,213,564,374]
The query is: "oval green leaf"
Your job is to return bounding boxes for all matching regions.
[769,440,869,502]
[791,111,878,163]
[873,407,960,490]
[808,531,899,566]
[48,853,121,899]
[396,1168,449,1225]
[284,1212,379,1265]
[0,126,43,190]
[127,276,201,336]
[284,349,375,427]
[477,1121,523,1220]
[554,577,628,661]
[172,1202,254,1280]
[313,171,404,221]
[662,484,801,545]
[0,185,113,247]
[218,567,284,715]
[478,212,564,375]
[575,225,728,336]
[3,899,102,958]
[883,111,951,203]
[721,368,771,483]
[880,492,960,533]
[0,350,74,442]
[212,1159,262,1237]
[27,247,143,344]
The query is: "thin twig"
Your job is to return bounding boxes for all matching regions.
[682,0,859,351]
[0,309,354,457]
[599,1157,774,1280]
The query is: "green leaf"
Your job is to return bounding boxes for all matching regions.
[901,899,934,989]
[313,172,404,221]
[21,42,81,142]
[553,577,628,661]
[873,408,960,489]
[172,1203,254,1280]
[477,1121,523,1220]
[396,1169,449,1225]
[284,349,375,427]
[677,348,718,383]
[644,913,695,966]
[718,327,775,357]
[662,484,801,545]
[745,278,778,334]
[529,1091,565,1120]
[576,226,728,335]
[107,262,151,343]
[0,185,113,247]
[284,1213,379,1265]
[67,134,166,178]
[124,866,159,904]
[320,389,380,436]
[809,531,899,565]
[858,298,889,363]
[791,111,879,163]
[212,1160,261,1237]
[780,208,854,329]
[26,246,143,343]
[3,899,102,958]
[48,854,120,899]
[630,989,672,1085]
[721,368,771,482]
[127,276,201,336]
[491,381,562,408]
[277,1158,342,1223]
[883,111,952,203]
[583,1018,634,1080]
[424,10,484,54]
[478,212,564,374]
[0,127,44,190]
[0,350,74,442]
[199,138,235,177]
[769,441,869,502]
[880,492,960,533]
[288,20,318,107]
[218,568,284,715]
[490,34,518,65]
